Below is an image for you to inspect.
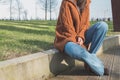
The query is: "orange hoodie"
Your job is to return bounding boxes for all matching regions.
[54,0,91,52]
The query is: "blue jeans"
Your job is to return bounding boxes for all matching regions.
[64,21,108,76]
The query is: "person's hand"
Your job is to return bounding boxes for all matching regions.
[77,37,84,45]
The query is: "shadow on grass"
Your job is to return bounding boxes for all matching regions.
[0,39,54,60]
[0,25,55,36]
[19,39,54,51]
[28,20,57,26]
[8,20,57,26]
[4,22,50,29]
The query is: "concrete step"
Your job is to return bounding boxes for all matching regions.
[50,47,120,80]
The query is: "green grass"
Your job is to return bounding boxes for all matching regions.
[0,20,119,61]
[0,20,56,61]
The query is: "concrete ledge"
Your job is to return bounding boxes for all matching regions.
[0,52,51,80]
[96,35,120,55]
[0,49,75,80]
[0,35,120,80]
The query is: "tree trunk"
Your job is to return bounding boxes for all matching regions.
[50,0,51,20]
[45,0,47,20]
[10,0,12,20]
[111,0,120,31]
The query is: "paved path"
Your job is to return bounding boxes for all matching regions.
[50,47,120,80]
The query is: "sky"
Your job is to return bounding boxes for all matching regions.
[0,0,112,20]
[90,0,112,19]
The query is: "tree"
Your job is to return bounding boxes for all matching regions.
[38,0,59,20]
[0,0,13,20]
[16,0,23,20]
[23,10,28,20]
[0,0,23,20]
[38,0,47,20]
[10,0,12,20]
[49,0,58,20]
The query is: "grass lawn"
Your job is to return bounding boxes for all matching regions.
[0,20,119,61]
[0,20,56,61]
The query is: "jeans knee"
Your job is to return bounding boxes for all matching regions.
[98,21,108,31]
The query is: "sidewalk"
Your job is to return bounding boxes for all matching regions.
[50,47,120,80]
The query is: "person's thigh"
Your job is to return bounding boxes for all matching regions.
[84,22,101,45]
[64,42,87,60]
[84,21,108,53]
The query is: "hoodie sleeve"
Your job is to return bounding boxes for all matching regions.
[77,0,91,41]
[56,1,77,41]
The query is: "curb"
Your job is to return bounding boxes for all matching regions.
[0,35,120,80]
